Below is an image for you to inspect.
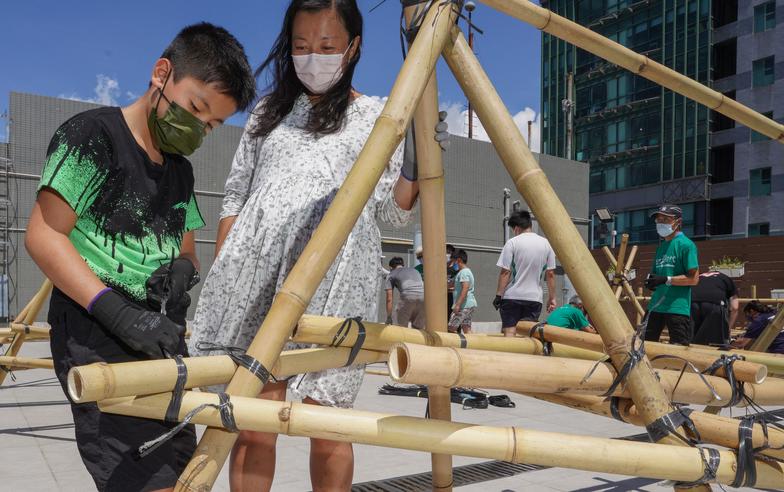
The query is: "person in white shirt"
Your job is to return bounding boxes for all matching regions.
[493,210,556,337]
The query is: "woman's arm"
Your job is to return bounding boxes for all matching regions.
[214,216,238,257]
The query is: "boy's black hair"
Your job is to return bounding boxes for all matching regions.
[161,22,256,111]
[446,244,455,254]
[508,210,532,231]
[452,249,468,264]
[744,300,774,315]
[389,257,404,268]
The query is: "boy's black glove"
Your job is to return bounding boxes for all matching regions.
[90,289,185,359]
[645,274,668,291]
[493,295,503,310]
[146,258,199,318]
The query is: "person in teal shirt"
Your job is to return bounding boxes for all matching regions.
[448,248,477,334]
[546,296,596,333]
[643,204,699,345]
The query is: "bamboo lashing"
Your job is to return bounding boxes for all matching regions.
[602,241,645,317]
[174,4,460,489]
[99,390,784,488]
[479,0,784,142]
[0,279,53,385]
[515,321,767,383]
[403,3,453,488]
[442,28,711,475]
[68,347,386,404]
[388,342,783,407]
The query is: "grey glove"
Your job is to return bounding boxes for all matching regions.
[385,315,394,325]
[401,111,450,181]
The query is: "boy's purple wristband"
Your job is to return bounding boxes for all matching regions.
[87,287,113,313]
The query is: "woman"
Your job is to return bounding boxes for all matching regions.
[189,1,442,490]
[731,300,784,354]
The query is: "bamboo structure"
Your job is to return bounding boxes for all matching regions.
[0,355,54,370]
[0,279,53,385]
[441,28,710,476]
[295,315,604,360]
[68,347,386,404]
[479,0,784,142]
[403,4,453,489]
[174,5,460,489]
[515,320,767,383]
[99,390,784,488]
[527,393,784,462]
[388,342,784,407]
[634,295,784,304]
[602,240,645,317]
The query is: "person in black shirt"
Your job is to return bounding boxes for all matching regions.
[690,271,739,345]
[25,24,256,492]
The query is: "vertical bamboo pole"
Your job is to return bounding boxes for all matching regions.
[751,284,758,299]
[636,287,644,326]
[175,4,459,490]
[403,4,453,490]
[441,29,709,488]
[0,279,53,385]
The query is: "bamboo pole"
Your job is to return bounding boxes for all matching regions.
[665,343,784,378]
[602,244,645,317]
[479,0,784,143]
[636,287,643,326]
[295,315,604,361]
[9,323,51,337]
[176,5,460,489]
[403,4,453,489]
[0,355,54,370]
[388,342,784,407]
[635,296,784,304]
[68,347,387,403]
[0,280,53,385]
[752,285,758,299]
[526,393,784,462]
[441,29,707,468]
[515,321,766,383]
[99,391,784,488]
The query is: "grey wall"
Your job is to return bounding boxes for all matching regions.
[7,92,588,326]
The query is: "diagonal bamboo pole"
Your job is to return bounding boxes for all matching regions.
[0,279,53,385]
[175,4,459,489]
[479,0,784,143]
[602,243,645,317]
[100,391,784,489]
[441,28,710,487]
[402,4,454,489]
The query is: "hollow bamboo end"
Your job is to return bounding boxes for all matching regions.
[388,343,410,382]
[755,365,768,385]
[67,367,84,403]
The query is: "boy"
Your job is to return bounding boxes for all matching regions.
[546,295,596,333]
[448,249,477,334]
[25,23,256,492]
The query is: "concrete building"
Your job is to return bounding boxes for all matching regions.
[4,91,588,324]
[541,0,783,245]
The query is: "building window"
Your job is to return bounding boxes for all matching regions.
[751,112,774,142]
[755,2,776,32]
[750,167,772,196]
[752,56,775,87]
[748,222,770,236]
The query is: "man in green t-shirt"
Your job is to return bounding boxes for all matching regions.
[546,296,596,333]
[643,204,699,345]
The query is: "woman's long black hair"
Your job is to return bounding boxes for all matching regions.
[251,0,363,138]
[744,300,775,315]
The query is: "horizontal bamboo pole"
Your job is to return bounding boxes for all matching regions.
[527,393,784,462]
[295,315,603,360]
[68,347,386,403]
[0,355,54,370]
[633,295,784,304]
[665,343,784,378]
[516,321,766,384]
[9,323,51,337]
[1,279,53,385]
[98,390,784,488]
[480,0,784,143]
[389,343,784,407]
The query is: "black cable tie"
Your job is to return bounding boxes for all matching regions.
[609,397,626,423]
[674,447,721,487]
[330,317,367,367]
[164,355,188,423]
[137,392,238,458]
[649,354,724,404]
[195,342,275,384]
[703,354,745,407]
[732,415,758,488]
[528,322,552,356]
[646,407,698,444]
[457,331,467,348]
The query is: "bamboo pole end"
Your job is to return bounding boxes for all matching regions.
[387,343,409,381]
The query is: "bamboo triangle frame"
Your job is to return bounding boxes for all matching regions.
[79,1,784,490]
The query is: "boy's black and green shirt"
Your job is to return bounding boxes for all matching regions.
[38,107,205,301]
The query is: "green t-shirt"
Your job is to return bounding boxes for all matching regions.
[546,304,589,330]
[649,233,699,316]
[454,267,477,309]
[38,108,205,301]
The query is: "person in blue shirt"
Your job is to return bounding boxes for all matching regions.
[732,301,784,354]
[448,249,477,334]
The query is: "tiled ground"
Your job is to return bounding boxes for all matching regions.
[0,339,772,491]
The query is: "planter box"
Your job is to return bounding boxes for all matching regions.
[710,265,744,278]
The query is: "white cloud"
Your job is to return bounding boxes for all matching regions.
[59,74,121,106]
[126,90,140,101]
[438,101,541,153]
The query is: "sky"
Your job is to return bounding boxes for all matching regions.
[0,0,542,148]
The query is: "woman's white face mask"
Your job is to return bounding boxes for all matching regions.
[292,41,353,94]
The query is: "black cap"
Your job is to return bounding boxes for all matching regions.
[650,204,682,219]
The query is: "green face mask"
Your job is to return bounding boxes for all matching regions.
[148,75,206,156]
